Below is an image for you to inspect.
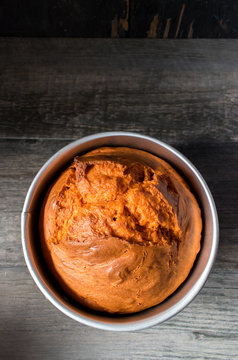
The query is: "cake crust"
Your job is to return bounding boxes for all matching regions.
[40,147,202,314]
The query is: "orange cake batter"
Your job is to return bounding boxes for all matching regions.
[40,147,202,313]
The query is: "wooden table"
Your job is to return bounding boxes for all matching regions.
[0,38,238,359]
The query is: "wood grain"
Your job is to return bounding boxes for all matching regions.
[0,39,238,143]
[0,39,238,360]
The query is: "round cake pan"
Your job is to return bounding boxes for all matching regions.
[21,132,219,331]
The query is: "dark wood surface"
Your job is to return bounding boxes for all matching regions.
[0,38,238,359]
[1,0,238,38]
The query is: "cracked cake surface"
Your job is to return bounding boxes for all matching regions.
[40,147,202,313]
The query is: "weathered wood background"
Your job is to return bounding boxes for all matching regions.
[1,0,238,38]
[0,38,238,359]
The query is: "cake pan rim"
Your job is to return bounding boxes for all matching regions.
[21,131,219,331]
